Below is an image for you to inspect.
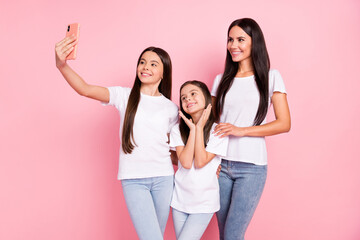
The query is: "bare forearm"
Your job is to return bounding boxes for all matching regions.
[243,118,291,137]
[57,63,90,96]
[194,127,209,168]
[57,63,109,102]
[178,130,195,169]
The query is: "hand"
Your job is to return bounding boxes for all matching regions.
[216,164,221,179]
[55,35,77,68]
[196,104,212,129]
[214,123,246,138]
[179,111,195,131]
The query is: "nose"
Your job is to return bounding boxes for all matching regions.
[143,63,149,70]
[230,40,238,49]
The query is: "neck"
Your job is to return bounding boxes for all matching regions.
[140,83,161,96]
[237,58,254,74]
[190,110,203,124]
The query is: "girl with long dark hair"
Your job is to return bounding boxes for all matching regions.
[55,36,178,240]
[170,81,228,240]
[212,18,291,239]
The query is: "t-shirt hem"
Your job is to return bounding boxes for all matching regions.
[221,157,268,166]
[171,203,219,214]
[118,171,174,180]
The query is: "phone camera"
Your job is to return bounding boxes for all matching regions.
[67,25,70,32]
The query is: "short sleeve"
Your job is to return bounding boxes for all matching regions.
[168,104,179,133]
[169,124,184,148]
[205,124,228,157]
[211,74,223,97]
[269,69,287,98]
[102,86,131,111]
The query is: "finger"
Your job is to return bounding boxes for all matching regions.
[179,111,193,125]
[56,35,77,49]
[214,123,228,131]
[219,131,231,138]
[62,46,74,58]
[61,40,77,54]
[214,127,232,136]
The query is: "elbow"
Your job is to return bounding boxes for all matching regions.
[182,163,192,169]
[194,159,206,169]
[79,88,90,97]
[282,121,291,133]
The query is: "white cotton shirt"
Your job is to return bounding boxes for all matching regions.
[104,86,179,180]
[169,123,228,214]
[211,69,287,165]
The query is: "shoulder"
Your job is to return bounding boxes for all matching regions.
[108,86,131,95]
[214,73,223,82]
[162,97,179,114]
[269,69,282,79]
[170,123,181,136]
[210,122,218,132]
[211,74,224,96]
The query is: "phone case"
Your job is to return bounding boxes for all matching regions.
[65,23,80,60]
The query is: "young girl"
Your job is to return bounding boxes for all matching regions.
[212,18,291,240]
[169,81,228,240]
[55,36,178,240]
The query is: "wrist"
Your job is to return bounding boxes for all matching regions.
[195,125,204,131]
[56,61,67,70]
[239,127,249,137]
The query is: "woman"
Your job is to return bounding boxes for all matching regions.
[55,35,178,240]
[211,18,291,240]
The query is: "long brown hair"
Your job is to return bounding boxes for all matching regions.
[214,18,270,125]
[122,47,172,154]
[179,80,215,146]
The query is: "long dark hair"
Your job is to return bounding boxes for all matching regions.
[122,47,172,154]
[179,80,215,146]
[214,18,270,126]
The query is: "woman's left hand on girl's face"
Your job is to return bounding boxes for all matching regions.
[214,123,246,138]
[196,104,212,128]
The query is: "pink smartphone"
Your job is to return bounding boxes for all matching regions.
[65,23,80,60]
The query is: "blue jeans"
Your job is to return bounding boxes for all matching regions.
[216,160,267,240]
[121,175,174,240]
[172,208,213,240]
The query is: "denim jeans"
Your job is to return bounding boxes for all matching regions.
[121,175,174,240]
[216,160,267,240]
[172,208,213,240]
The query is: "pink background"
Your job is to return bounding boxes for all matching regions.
[1,0,360,239]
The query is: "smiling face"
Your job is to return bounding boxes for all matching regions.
[227,26,252,63]
[180,84,206,116]
[137,51,164,86]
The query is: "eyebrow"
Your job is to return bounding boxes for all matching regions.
[140,58,160,64]
[228,36,246,39]
[181,89,199,97]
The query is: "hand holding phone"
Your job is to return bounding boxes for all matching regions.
[65,23,80,60]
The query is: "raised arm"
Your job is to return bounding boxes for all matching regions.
[214,92,291,137]
[55,35,109,103]
[194,105,216,169]
[175,112,196,169]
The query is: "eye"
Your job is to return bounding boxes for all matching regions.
[239,38,245,42]
[151,63,157,67]
[227,38,233,42]
[181,96,186,101]
[191,92,197,96]
[139,60,145,64]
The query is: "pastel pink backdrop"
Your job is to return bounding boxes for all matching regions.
[1,0,359,239]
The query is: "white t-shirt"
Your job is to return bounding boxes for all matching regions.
[211,69,287,165]
[169,123,228,214]
[104,86,178,180]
